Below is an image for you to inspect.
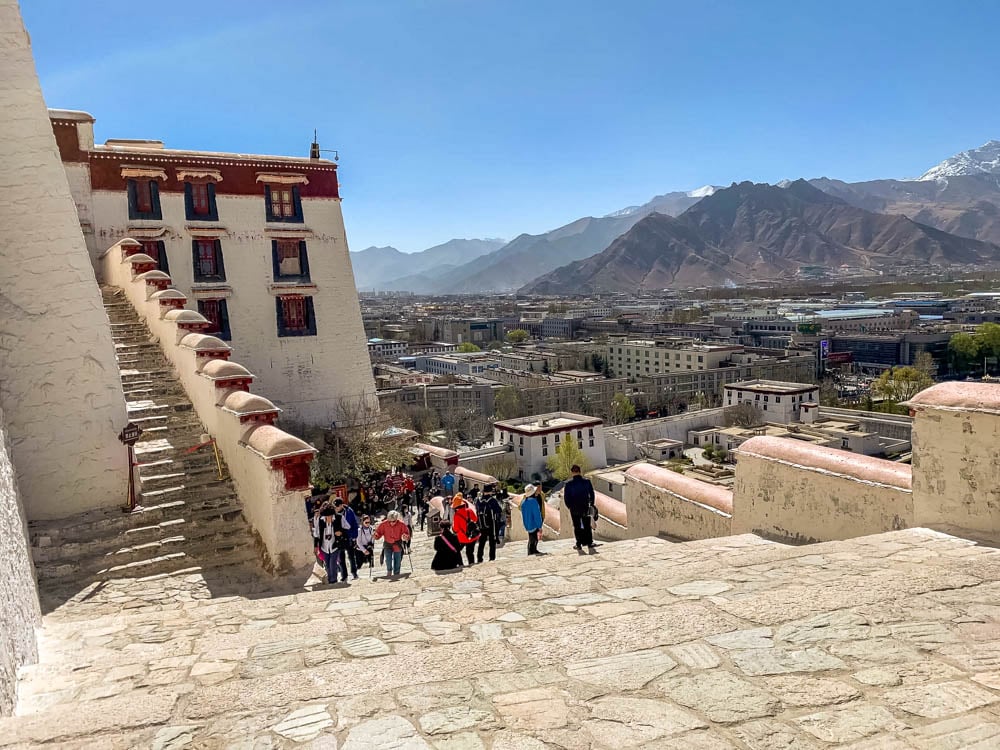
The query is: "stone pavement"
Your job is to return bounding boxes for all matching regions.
[4,528,1000,748]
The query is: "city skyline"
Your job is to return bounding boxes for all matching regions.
[22,0,1000,252]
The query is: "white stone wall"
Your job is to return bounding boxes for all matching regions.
[909,386,1000,538]
[623,473,733,541]
[0,403,40,717]
[104,246,315,571]
[732,447,913,544]
[0,0,128,520]
[89,190,375,427]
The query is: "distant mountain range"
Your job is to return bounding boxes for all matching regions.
[351,140,1000,294]
[522,180,1000,294]
[350,238,505,290]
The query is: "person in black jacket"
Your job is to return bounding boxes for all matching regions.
[563,464,597,551]
[431,520,464,571]
[475,490,503,563]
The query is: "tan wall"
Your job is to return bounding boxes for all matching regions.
[104,243,315,571]
[624,473,733,541]
[0,403,40,716]
[908,383,1000,538]
[732,437,912,544]
[0,0,128,520]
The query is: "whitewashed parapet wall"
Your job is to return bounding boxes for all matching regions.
[0,0,128,520]
[908,382,1000,539]
[623,464,733,542]
[102,239,315,572]
[731,436,913,543]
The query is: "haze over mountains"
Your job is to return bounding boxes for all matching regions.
[350,140,1000,294]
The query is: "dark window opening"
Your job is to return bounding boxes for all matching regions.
[276,296,317,337]
[271,239,311,281]
[265,184,303,223]
[127,178,162,220]
[198,298,231,341]
[140,240,169,274]
[192,238,226,282]
[185,181,218,221]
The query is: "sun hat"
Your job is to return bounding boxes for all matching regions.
[523,484,537,495]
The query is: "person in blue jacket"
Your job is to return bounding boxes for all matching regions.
[520,484,546,556]
[336,497,360,579]
[441,470,456,497]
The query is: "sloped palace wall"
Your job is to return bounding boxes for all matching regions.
[0,0,128,714]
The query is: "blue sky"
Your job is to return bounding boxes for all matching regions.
[23,0,1000,253]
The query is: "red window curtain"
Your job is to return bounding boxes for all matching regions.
[191,183,210,215]
[135,180,153,213]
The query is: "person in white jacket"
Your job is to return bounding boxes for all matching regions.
[355,515,375,572]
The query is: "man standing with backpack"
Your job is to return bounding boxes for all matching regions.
[475,490,503,563]
[563,465,597,552]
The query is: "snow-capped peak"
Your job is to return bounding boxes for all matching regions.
[918,139,1000,181]
[686,185,717,198]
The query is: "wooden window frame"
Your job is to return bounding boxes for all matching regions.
[192,238,226,282]
[127,178,162,220]
[197,298,231,341]
[184,181,218,221]
[264,184,303,223]
[271,239,311,281]
[276,295,317,337]
[139,239,169,274]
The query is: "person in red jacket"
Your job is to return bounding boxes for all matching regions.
[451,493,481,566]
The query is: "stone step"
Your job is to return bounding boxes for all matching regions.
[36,524,255,581]
[32,512,250,567]
[139,482,236,506]
[30,494,245,546]
[84,540,259,583]
[139,465,225,491]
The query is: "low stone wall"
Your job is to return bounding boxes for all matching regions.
[0,404,40,716]
[557,489,630,543]
[908,382,1000,539]
[624,464,733,541]
[732,436,912,544]
[102,240,316,572]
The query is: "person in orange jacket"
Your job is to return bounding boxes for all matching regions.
[450,493,481,566]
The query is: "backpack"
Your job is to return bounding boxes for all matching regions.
[460,508,481,539]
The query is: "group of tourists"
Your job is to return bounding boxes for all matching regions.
[307,463,598,583]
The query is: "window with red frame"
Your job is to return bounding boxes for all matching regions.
[197,298,231,340]
[192,238,225,281]
[282,297,306,331]
[269,186,294,218]
[276,240,302,276]
[140,240,169,273]
[135,180,153,213]
[190,183,210,215]
[276,296,316,337]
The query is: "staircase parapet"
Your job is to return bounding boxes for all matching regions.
[624,463,733,542]
[101,238,317,572]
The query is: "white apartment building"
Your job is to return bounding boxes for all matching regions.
[50,110,375,426]
[493,412,607,480]
[724,380,819,423]
[367,338,408,360]
[607,335,743,378]
[413,353,499,377]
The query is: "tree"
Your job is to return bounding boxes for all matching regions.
[406,406,439,435]
[977,322,1000,360]
[546,436,591,481]
[610,392,636,425]
[949,332,979,373]
[494,386,526,420]
[871,366,934,403]
[506,329,529,344]
[589,353,606,373]
[483,455,517,485]
[913,351,937,380]
[724,402,765,427]
[311,396,413,487]
[818,377,840,407]
[456,342,481,353]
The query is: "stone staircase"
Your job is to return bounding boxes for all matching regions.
[27,288,262,604]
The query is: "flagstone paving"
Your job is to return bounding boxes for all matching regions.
[3,527,1000,748]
